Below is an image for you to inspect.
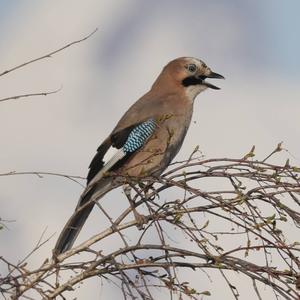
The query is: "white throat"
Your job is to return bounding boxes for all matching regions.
[185,85,207,102]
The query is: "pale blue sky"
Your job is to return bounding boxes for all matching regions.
[1,1,299,77]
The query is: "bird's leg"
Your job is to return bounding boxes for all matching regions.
[123,184,146,229]
[138,180,157,200]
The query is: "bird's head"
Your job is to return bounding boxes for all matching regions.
[152,57,224,101]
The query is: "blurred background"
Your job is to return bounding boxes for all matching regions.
[0,0,299,299]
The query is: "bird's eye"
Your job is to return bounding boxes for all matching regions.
[186,64,197,73]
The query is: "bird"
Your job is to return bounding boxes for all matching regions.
[53,57,224,255]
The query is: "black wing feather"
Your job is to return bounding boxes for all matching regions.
[110,124,137,148]
[87,138,111,184]
[86,123,142,184]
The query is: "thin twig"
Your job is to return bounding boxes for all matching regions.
[0,28,98,77]
[0,88,61,103]
[0,171,85,187]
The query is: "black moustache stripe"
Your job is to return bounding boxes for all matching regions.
[182,76,203,87]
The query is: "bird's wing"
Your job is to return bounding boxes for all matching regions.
[54,118,157,255]
[87,118,157,185]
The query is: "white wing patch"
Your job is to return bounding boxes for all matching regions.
[102,145,121,165]
[88,145,126,186]
[88,119,156,186]
[101,146,126,174]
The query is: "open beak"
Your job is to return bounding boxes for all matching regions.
[202,71,225,90]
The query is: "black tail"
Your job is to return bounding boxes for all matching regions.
[54,202,94,255]
[53,180,113,256]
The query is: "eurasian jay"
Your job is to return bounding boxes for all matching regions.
[54,57,224,255]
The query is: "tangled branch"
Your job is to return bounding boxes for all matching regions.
[1,146,300,299]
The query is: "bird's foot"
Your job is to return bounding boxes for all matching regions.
[133,210,147,230]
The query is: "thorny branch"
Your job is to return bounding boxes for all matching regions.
[1,146,300,299]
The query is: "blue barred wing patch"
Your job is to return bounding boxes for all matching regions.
[123,119,156,153]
